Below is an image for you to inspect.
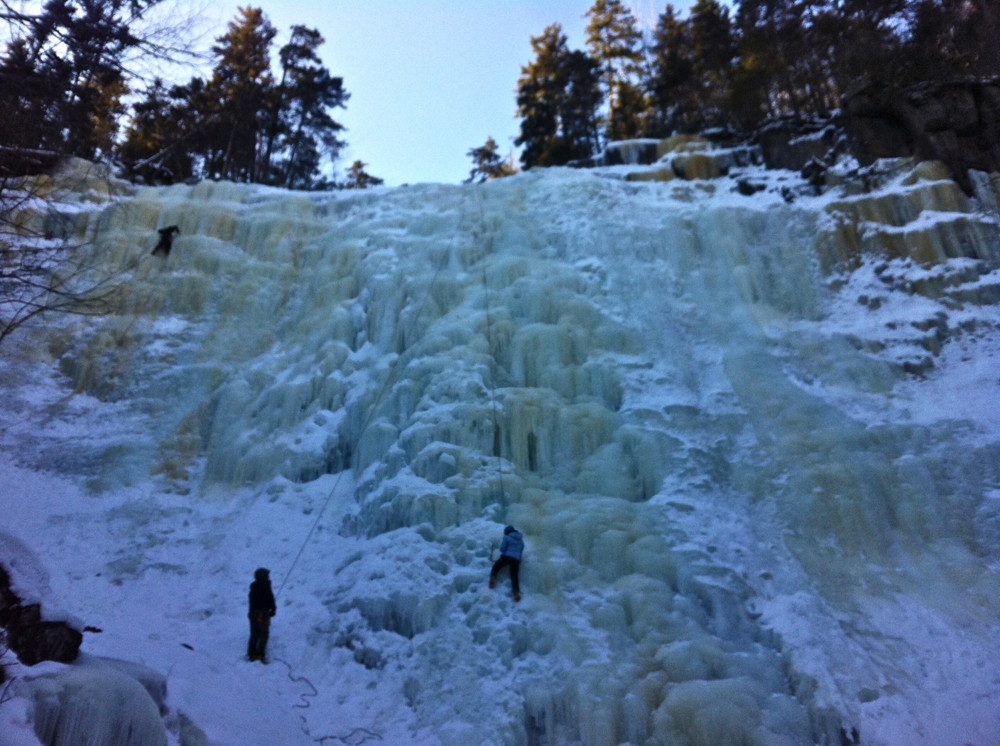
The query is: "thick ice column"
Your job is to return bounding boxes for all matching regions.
[24,659,168,746]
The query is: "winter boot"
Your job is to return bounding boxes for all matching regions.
[513,592,521,602]
[489,576,496,589]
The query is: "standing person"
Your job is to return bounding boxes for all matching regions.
[247,567,276,662]
[489,526,524,602]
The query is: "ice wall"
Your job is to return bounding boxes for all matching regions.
[19,656,168,746]
[18,157,1000,745]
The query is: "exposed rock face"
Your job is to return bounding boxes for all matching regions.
[0,145,61,177]
[600,138,662,166]
[586,135,764,183]
[753,116,845,171]
[572,77,1000,199]
[0,564,82,666]
[843,76,1000,194]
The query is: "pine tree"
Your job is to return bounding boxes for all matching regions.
[647,5,696,135]
[343,161,383,189]
[516,24,565,169]
[515,24,600,169]
[118,78,197,184]
[0,0,169,165]
[690,0,733,81]
[463,137,517,183]
[0,37,67,158]
[560,50,603,154]
[688,0,734,127]
[120,11,348,189]
[731,0,845,124]
[908,0,1000,79]
[201,6,276,182]
[584,0,648,141]
[829,0,907,89]
[268,26,349,189]
[731,0,813,124]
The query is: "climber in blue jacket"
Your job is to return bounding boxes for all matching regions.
[489,526,524,602]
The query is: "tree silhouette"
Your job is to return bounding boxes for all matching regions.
[343,161,383,189]
[516,24,601,168]
[585,0,648,141]
[265,26,348,188]
[203,7,277,182]
[647,4,696,134]
[464,137,517,183]
[119,8,349,189]
[0,0,194,169]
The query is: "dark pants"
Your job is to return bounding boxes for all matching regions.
[491,555,520,594]
[248,611,270,659]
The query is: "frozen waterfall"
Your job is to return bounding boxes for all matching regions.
[2,156,1000,746]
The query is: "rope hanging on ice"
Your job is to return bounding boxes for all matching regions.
[481,260,507,509]
[268,236,451,740]
[276,245,450,597]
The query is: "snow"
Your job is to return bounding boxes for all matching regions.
[0,687,43,746]
[1,156,1000,745]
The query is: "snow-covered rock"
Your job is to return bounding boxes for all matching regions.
[0,531,83,666]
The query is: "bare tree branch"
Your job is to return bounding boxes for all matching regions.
[0,153,140,347]
[0,628,14,705]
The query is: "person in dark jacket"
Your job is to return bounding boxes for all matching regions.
[489,526,524,602]
[151,225,180,257]
[247,567,276,662]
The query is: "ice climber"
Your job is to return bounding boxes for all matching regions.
[247,567,276,662]
[151,225,180,257]
[489,526,524,602]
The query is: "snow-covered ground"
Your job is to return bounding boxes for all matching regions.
[2,155,1000,746]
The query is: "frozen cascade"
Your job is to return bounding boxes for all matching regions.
[18,656,168,746]
[4,157,1000,745]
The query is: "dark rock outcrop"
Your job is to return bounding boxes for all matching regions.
[736,179,767,196]
[842,76,1000,194]
[753,116,845,171]
[0,145,62,178]
[603,139,662,166]
[0,564,82,666]
[572,139,663,168]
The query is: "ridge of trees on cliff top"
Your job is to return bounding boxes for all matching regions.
[512,0,999,170]
[0,1,380,190]
[1,0,997,187]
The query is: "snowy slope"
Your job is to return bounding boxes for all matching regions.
[2,157,1000,746]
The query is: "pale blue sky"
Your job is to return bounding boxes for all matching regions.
[209,1,696,185]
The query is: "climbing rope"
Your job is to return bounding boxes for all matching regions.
[481,259,507,511]
[267,243,450,743]
[271,656,318,710]
[273,657,382,744]
[315,729,383,744]
[276,246,451,597]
